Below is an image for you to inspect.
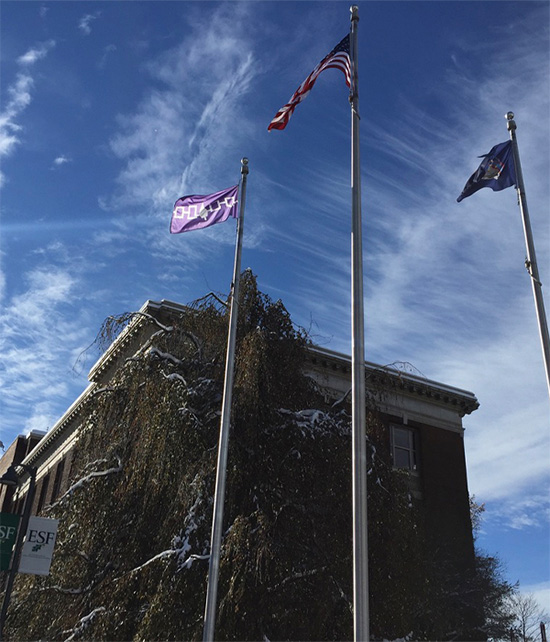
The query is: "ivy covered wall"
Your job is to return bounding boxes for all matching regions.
[4,273,510,641]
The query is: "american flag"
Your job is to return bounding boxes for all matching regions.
[268,35,351,132]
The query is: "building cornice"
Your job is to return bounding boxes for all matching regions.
[307,346,479,417]
[19,300,479,472]
[22,300,187,469]
[21,382,96,469]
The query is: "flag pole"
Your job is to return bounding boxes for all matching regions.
[350,6,370,641]
[505,112,550,399]
[203,158,249,642]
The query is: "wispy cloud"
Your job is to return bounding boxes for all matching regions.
[520,582,550,611]
[0,261,91,437]
[17,39,55,66]
[0,40,56,186]
[0,1,546,596]
[78,12,101,36]
[0,75,32,158]
[489,493,550,531]
[103,3,260,263]
[51,155,72,169]
[98,44,117,69]
[261,5,550,521]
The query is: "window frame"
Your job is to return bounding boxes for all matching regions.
[51,459,65,503]
[390,424,419,472]
[36,473,51,513]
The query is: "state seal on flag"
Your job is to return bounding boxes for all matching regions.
[483,157,506,181]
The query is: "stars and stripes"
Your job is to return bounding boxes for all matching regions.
[268,35,351,132]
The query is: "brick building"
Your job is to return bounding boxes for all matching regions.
[1,298,479,569]
[0,431,45,513]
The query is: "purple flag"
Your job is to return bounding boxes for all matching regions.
[170,184,239,234]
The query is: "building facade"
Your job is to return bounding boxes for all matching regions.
[1,298,480,574]
[0,431,45,513]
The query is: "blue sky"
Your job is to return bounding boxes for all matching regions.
[1,0,549,609]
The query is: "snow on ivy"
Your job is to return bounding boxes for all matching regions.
[62,607,106,641]
[275,408,350,438]
[172,479,211,570]
[149,348,183,367]
[49,457,122,509]
[117,478,211,579]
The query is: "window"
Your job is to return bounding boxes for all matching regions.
[391,425,418,471]
[51,459,65,503]
[36,474,50,513]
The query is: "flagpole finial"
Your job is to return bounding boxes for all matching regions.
[506,111,517,132]
[350,5,359,21]
[241,157,249,175]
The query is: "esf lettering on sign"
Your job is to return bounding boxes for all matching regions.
[28,530,56,546]
[0,526,17,540]
[19,516,59,576]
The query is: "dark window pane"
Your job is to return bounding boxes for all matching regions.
[394,447,410,469]
[393,427,410,448]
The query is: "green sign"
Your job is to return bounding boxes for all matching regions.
[0,513,21,571]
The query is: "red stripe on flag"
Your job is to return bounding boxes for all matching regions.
[268,35,351,132]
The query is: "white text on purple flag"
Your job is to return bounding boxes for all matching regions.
[170,185,239,234]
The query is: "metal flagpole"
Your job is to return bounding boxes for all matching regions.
[506,112,550,399]
[350,6,369,641]
[202,158,249,642]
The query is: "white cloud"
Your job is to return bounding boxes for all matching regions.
[0,261,92,440]
[0,4,545,601]
[0,74,33,157]
[11,268,73,318]
[17,39,55,66]
[51,155,71,169]
[102,3,260,266]
[0,41,56,170]
[78,12,101,36]
[98,44,117,69]
[520,582,550,612]
[263,5,550,523]
[488,492,550,532]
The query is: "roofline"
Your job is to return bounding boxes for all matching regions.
[21,382,96,468]
[20,300,479,468]
[22,300,189,468]
[87,299,187,383]
[308,345,479,416]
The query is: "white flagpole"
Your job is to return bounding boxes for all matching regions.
[505,112,550,399]
[350,6,370,641]
[203,158,249,642]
